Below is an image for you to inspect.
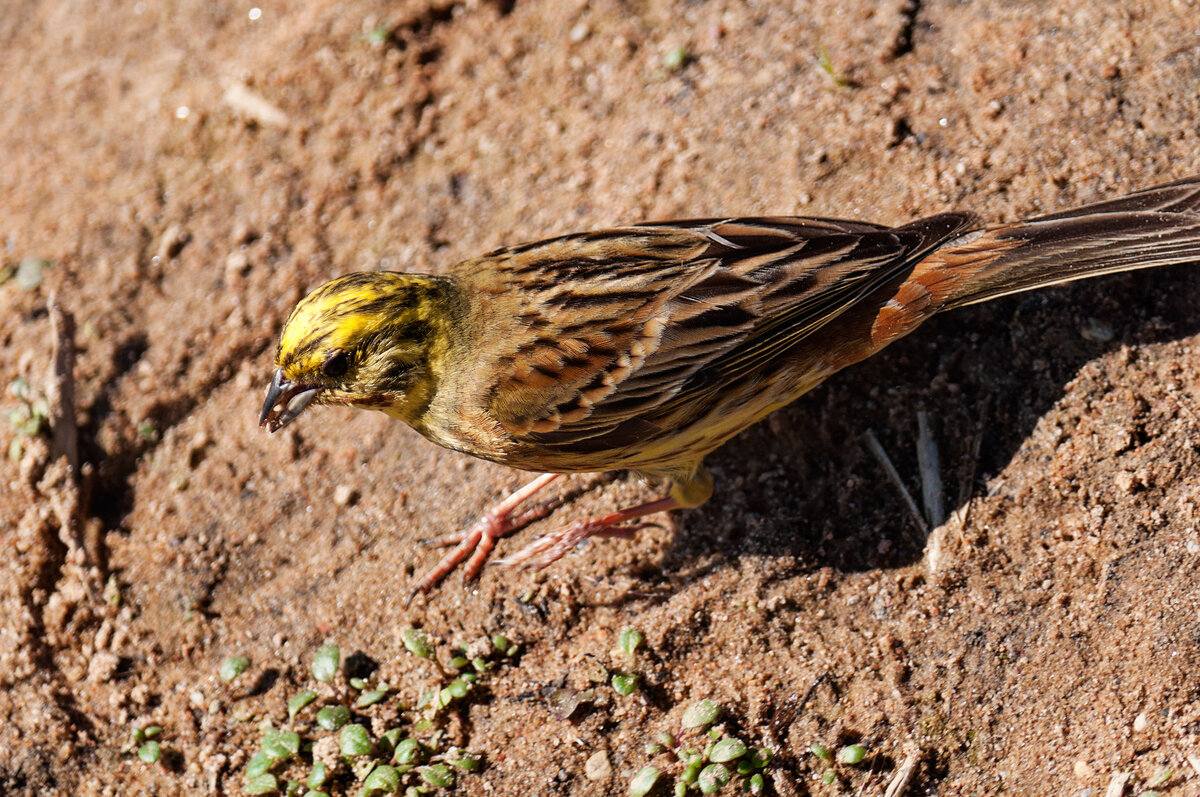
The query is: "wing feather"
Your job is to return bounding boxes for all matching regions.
[457,213,976,449]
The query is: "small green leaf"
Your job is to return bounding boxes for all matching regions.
[262,729,300,762]
[681,699,721,729]
[662,47,690,71]
[446,678,470,698]
[680,759,703,784]
[307,760,328,789]
[243,773,278,795]
[628,765,660,797]
[245,751,273,778]
[357,689,388,708]
[618,627,644,657]
[283,781,301,797]
[363,765,401,793]
[349,677,368,690]
[697,763,730,794]
[491,634,511,654]
[709,737,747,763]
[448,656,469,669]
[316,705,350,731]
[808,743,831,760]
[402,629,434,659]
[379,728,403,754]
[418,763,454,788]
[221,655,251,682]
[823,769,836,784]
[748,772,765,794]
[143,726,162,739]
[837,744,867,765]
[287,690,317,719]
[392,738,421,765]
[448,751,481,771]
[340,724,374,757]
[137,741,161,764]
[312,644,340,683]
[1147,769,1172,788]
[611,673,637,696]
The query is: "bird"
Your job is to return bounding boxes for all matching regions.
[261,174,1200,595]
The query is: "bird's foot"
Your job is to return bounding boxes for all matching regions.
[409,473,561,599]
[497,496,680,571]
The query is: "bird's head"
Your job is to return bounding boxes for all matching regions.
[260,271,461,432]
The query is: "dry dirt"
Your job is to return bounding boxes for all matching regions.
[4,1,1200,795]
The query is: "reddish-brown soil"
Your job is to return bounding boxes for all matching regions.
[4,1,1200,795]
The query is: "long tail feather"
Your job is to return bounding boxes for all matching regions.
[937,175,1200,310]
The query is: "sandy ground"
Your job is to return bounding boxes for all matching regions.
[3,1,1200,794]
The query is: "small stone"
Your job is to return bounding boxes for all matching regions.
[333,485,358,506]
[87,652,120,683]
[1133,712,1148,732]
[225,250,251,281]
[569,23,589,43]
[1081,318,1114,343]
[16,257,49,291]
[583,749,611,781]
[1074,760,1095,781]
[156,224,191,261]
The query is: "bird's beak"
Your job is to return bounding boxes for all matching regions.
[259,368,322,432]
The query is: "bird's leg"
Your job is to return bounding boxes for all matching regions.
[411,472,563,595]
[496,496,681,571]
[497,464,713,572]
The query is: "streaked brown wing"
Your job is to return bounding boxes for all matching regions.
[466,213,976,449]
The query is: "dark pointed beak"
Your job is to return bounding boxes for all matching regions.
[259,368,322,432]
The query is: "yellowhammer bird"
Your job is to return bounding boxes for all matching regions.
[262,175,1200,594]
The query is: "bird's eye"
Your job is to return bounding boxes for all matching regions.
[322,350,350,379]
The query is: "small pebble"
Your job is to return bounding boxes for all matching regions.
[1074,760,1095,781]
[87,652,120,683]
[1081,318,1114,343]
[569,23,589,43]
[1133,712,1148,732]
[16,257,49,291]
[584,749,612,781]
[333,485,358,506]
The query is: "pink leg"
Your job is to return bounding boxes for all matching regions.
[411,473,562,597]
[497,496,680,571]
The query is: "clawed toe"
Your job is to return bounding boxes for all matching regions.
[409,473,563,597]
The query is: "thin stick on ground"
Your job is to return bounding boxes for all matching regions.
[865,429,929,537]
[883,746,920,797]
[1104,771,1131,797]
[954,394,991,534]
[916,410,944,528]
[49,301,79,474]
[926,395,990,575]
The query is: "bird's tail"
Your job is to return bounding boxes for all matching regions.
[935,174,1200,311]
